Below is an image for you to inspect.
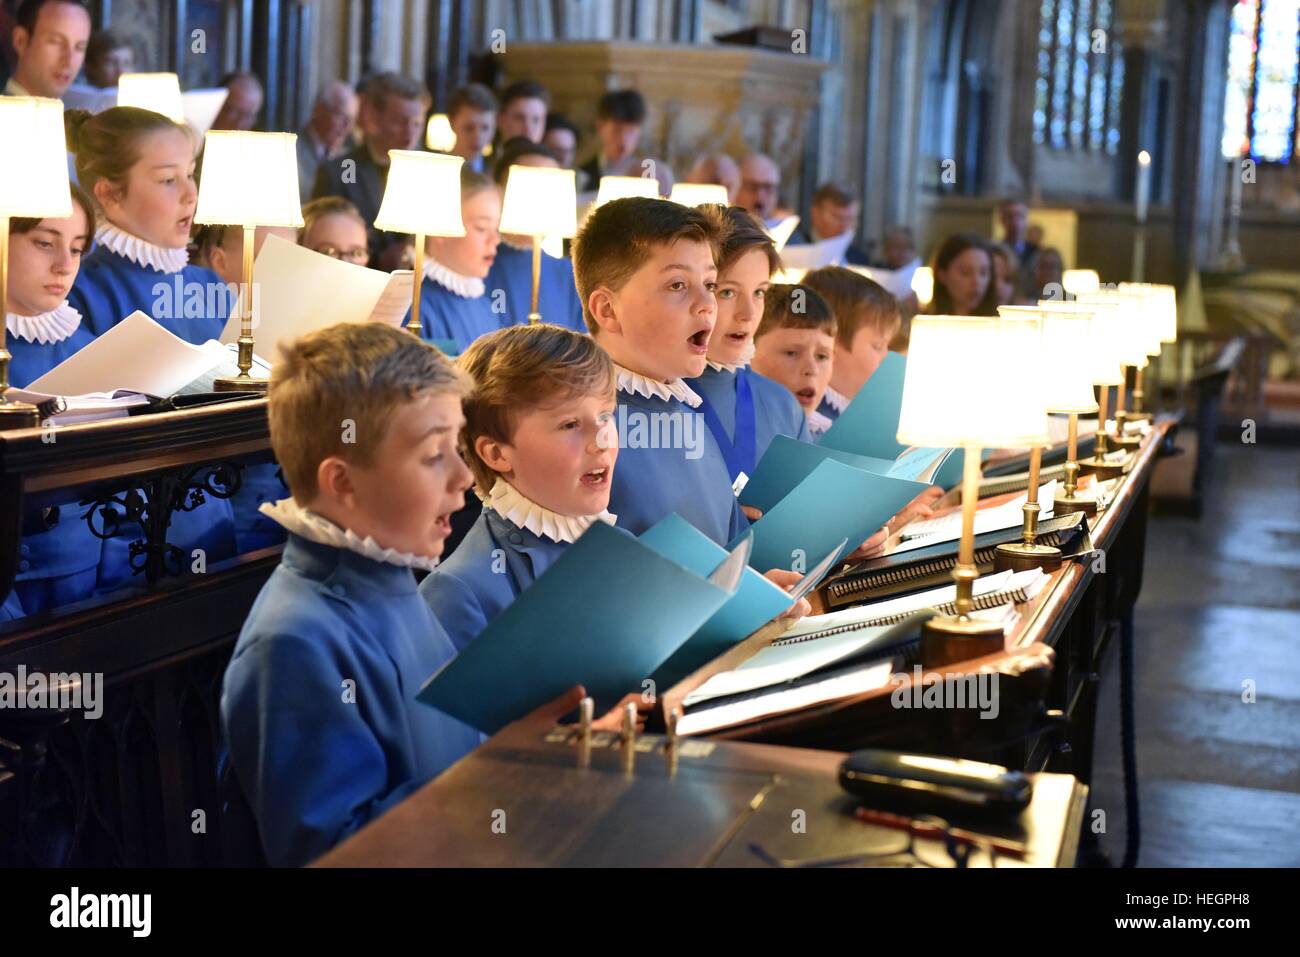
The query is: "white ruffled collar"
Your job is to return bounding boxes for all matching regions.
[6,301,82,344]
[259,497,441,572]
[483,478,616,545]
[822,383,851,413]
[614,362,702,407]
[424,257,485,299]
[705,341,755,374]
[808,409,833,435]
[95,222,190,274]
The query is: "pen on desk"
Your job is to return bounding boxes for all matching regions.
[852,806,1028,860]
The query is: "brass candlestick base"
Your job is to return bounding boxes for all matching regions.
[1111,412,1142,450]
[1077,454,1126,479]
[921,615,1006,669]
[213,374,269,393]
[0,398,41,430]
[1054,488,1099,516]
[994,540,1062,573]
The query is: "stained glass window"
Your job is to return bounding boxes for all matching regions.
[1221,0,1300,162]
[1033,0,1124,153]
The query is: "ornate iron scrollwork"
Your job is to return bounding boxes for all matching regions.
[78,462,244,584]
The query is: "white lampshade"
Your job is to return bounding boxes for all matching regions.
[1072,294,1133,383]
[425,113,456,153]
[1110,285,1162,359]
[1118,282,1175,352]
[1150,283,1178,343]
[1018,302,1101,413]
[595,175,660,207]
[195,131,304,227]
[992,309,1052,447]
[373,150,465,237]
[499,165,578,238]
[117,73,185,122]
[911,266,934,306]
[670,182,730,207]
[896,316,1049,449]
[1062,269,1100,296]
[0,97,72,219]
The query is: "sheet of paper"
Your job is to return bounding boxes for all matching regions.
[847,260,920,301]
[676,660,896,737]
[418,522,733,734]
[779,229,855,269]
[27,310,228,397]
[745,458,927,573]
[766,215,802,252]
[891,481,1059,554]
[219,234,412,365]
[888,446,960,486]
[182,88,230,138]
[819,351,910,460]
[6,388,150,423]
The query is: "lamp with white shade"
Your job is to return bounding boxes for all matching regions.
[896,315,1049,662]
[117,72,186,122]
[498,165,578,323]
[1062,269,1099,297]
[1071,293,1129,479]
[669,183,730,207]
[425,113,456,153]
[911,266,934,309]
[373,150,466,338]
[1118,281,1177,421]
[194,130,305,391]
[1097,286,1158,449]
[596,175,660,207]
[0,97,73,428]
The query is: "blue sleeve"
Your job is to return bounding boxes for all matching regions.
[222,631,418,867]
[418,570,489,653]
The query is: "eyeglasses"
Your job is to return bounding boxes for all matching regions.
[311,244,369,265]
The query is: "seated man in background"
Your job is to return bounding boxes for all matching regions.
[296,81,358,203]
[789,181,869,265]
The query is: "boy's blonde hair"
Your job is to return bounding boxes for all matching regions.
[801,266,900,349]
[457,324,615,496]
[269,322,468,503]
[756,283,837,341]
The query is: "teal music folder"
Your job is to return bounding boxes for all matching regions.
[417,521,734,734]
[740,435,896,514]
[743,458,927,573]
[819,351,909,459]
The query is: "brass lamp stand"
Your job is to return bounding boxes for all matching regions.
[1110,365,1142,451]
[1078,383,1126,479]
[994,444,1063,572]
[1054,411,1099,516]
[213,224,267,392]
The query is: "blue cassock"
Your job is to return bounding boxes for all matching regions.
[65,247,239,591]
[484,243,587,332]
[607,389,748,546]
[686,365,812,482]
[4,329,104,617]
[220,533,483,867]
[405,279,503,352]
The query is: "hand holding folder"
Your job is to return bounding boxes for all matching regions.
[417,522,748,734]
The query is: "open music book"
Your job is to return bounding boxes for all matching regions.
[890,481,1059,555]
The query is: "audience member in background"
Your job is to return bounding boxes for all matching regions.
[543,111,580,171]
[1030,245,1065,300]
[789,182,868,265]
[299,197,370,265]
[1026,223,1045,248]
[496,79,548,144]
[989,242,1026,306]
[313,72,427,270]
[82,27,131,88]
[875,224,919,271]
[579,89,646,184]
[5,0,90,98]
[684,153,740,203]
[447,82,496,174]
[929,233,998,317]
[211,71,264,131]
[996,196,1038,297]
[296,81,358,203]
[735,154,787,230]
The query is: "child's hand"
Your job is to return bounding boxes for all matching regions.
[762,568,812,621]
[590,693,651,733]
[844,525,890,563]
[741,505,764,522]
[893,485,944,528]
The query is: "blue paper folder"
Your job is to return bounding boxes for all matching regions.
[819,351,909,459]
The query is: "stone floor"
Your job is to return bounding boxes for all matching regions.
[1089,440,1300,866]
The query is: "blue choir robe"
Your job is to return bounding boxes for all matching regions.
[405,278,503,352]
[420,507,571,652]
[221,533,482,867]
[607,389,748,546]
[485,242,587,332]
[67,245,232,344]
[231,463,289,554]
[687,366,812,483]
[1,588,23,621]
[62,245,238,590]
[6,328,105,616]
[816,396,842,427]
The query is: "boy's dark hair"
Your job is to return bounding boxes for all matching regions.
[545,111,579,140]
[15,0,87,34]
[716,204,780,276]
[756,284,837,341]
[801,266,900,348]
[811,181,857,208]
[362,71,425,112]
[491,137,557,185]
[597,89,646,125]
[86,27,130,64]
[448,82,497,118]
[458,324,615,496]
[572,197,725,334]
[499,79,550,110]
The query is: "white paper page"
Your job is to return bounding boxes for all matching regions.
[676,660,895,737]
[847,261,920,301]
[778,570,1017,641]
[766,215,802,252]
[367,271,415,326]
[28,311,228,397]
[779,230,856,270]
[182,88,229,138]
[892,481,1059,554]
[220,234,410,365]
